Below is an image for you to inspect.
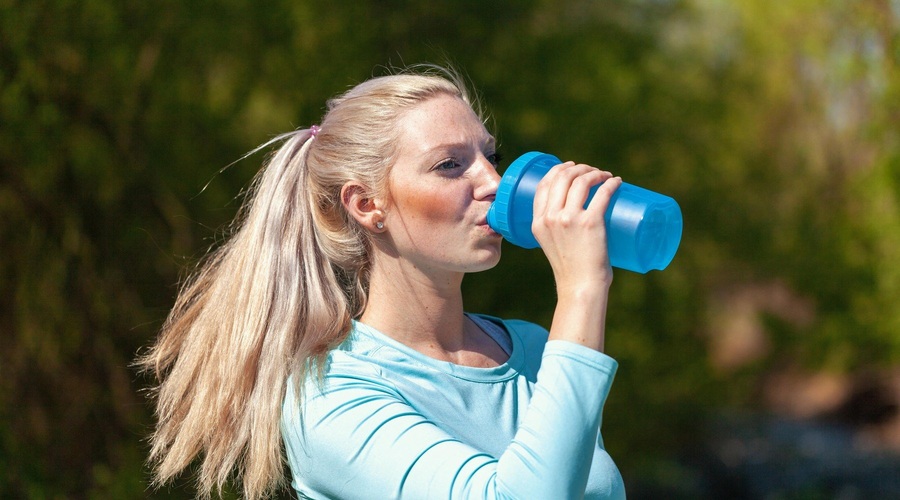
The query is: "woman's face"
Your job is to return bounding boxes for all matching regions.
[383,93,503,278]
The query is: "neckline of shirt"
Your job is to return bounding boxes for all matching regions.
[349,316,525,383]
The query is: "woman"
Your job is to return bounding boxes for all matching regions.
[140,66,626,499]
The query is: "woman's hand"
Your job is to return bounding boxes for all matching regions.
[532,161,622,352]
[532,161,621,293]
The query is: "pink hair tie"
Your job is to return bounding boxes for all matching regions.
[309,125,321,138]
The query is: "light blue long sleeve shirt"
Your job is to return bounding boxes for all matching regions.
[281,315,626,499]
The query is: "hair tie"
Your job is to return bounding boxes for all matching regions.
[309,125,321,139]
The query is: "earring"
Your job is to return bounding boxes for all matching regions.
[375,221,384,230]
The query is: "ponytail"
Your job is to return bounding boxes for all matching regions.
[139,128,350,499]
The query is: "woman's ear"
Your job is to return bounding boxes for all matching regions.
[341,182,386,232]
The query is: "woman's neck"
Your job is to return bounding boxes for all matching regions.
[360,262,505,367]
[361,262,466,348]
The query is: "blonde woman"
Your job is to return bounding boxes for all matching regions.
[139,67,626,499]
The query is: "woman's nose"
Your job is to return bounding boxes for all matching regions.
[474,156,501,200]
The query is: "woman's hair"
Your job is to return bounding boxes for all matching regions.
[137,66,479,499]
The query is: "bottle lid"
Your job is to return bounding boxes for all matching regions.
[488,152,560,249]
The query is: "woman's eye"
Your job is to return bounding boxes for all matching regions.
[487,152,503,168]
[435,159,460,171]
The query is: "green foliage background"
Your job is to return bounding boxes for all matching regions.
[1,0,898,498]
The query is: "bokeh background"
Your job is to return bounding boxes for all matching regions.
[2,0,899,498]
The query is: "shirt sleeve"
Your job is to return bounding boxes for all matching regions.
[281,340,619,500]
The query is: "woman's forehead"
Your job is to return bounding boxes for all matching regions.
[396,95,493,154]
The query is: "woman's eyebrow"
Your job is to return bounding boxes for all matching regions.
[415,135,496,160]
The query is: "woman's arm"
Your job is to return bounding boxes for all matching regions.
[530,162,622,353]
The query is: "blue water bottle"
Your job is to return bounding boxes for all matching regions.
[487,152,683,274]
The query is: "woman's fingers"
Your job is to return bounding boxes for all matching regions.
[565,168,613,213]
[532,162,618,293]
[533,161,571,217]
[585,174,622,217]
[534,162,602,216]
[534,162,617,220]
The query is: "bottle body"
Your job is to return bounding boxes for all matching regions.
[487,152,683,274]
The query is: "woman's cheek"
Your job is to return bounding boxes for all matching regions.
[395,188,460,222]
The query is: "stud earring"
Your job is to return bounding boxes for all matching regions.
[375,221,384,230]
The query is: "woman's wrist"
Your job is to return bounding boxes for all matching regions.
[555,276,612,303]
[549,284,610,352]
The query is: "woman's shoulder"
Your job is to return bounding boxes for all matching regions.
[323,321,441,379]
[289,331,401,405]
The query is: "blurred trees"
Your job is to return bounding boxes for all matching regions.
[1,0,897,497]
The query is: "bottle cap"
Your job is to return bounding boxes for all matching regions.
[488,152,559,249]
